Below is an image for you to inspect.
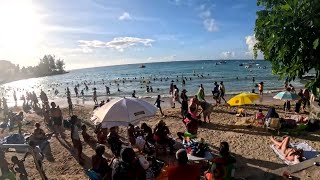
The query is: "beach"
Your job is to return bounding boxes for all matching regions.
[0,97,319,179]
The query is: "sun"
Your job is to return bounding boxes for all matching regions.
[0,0,44,64]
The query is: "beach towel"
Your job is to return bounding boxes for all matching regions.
[271,142,319,165]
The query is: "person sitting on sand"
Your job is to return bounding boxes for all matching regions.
[30,122,46,143]
[113,148,146,180]
[270,136,303,163]
[91,145,111,179]
[265,107,279,120]
[97,127,108,144]
[204,142,236,180]
[107,126,125,157]
[154,120,175,154]
[255,109,265,125]
[81,125,97,144]
[167,149,200,180]
[199,101,214,123]
[141,123,154,144]
[127,124,136,145]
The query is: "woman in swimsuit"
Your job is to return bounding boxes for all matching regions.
[270,136,303,163]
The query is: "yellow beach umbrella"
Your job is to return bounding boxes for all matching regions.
[227,93,260,106]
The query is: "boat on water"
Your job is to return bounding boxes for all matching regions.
[245,65,252,68]
[139,64,146,68]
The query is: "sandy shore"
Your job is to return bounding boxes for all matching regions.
[0,99,319,179]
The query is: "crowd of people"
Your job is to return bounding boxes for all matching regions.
[0,77,315,180]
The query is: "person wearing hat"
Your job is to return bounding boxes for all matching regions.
[167,149,200,180]
[180,89,189,118]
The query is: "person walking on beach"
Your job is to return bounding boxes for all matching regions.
[70,115,84,163]
[50,102,65,138]
[219,81,227,104]
[93,88,98,105]
[212,82,221,105]
[172,85,181,108]
[258,82,264,95]
[197,84,205,102]
[155,95,165,116]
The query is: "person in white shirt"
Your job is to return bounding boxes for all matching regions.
[70,115,83,163]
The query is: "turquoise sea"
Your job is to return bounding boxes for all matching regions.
[0,60,304,106]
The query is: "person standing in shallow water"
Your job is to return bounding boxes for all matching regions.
[197,84,205,102]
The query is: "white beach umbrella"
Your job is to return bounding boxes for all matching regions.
[91,97,157,128]
[273,91,299,114]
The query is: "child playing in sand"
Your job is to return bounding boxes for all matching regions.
[255,109,265,125]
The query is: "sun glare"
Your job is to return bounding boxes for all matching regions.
[0,0,44,63]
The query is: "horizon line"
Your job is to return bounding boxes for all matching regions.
[68,58,265,71]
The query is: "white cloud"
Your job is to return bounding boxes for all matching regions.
[198,4,218,32]
[203,18,218,32]
[119,12,132,21]
[147,57,153,61]
[245,35,258,57]
[78,37,155,52]
[221,51,235,59]
[164,55,177,60]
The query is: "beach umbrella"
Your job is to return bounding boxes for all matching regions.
[91,97,157,128]
[227,93,260,106]
[273,91,299,114]
[273,91,299,100]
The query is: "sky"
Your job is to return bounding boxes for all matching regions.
[0,0,262,70]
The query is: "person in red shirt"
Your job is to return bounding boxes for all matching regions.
[167,149,200,180]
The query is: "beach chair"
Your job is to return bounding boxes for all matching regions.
[265,118,281,135]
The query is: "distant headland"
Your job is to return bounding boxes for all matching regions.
[0,55,67,84]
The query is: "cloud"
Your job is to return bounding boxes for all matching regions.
[119,12,132,21]
[221,51,235,59]
[198,4,218,32]
[203,18,218,32]
[245,35,258,57]
[78,37,155,52]
[164,55,177,60]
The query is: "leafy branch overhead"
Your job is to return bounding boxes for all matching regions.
[254,0,320,92]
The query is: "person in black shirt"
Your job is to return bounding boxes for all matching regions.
[154,95,164,116]
[180,89,189,118]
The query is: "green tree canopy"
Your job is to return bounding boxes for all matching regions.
[254,0,320,94]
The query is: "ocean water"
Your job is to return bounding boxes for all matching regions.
[0,60,303,106]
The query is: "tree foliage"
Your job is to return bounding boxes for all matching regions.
[254,0,320,94]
